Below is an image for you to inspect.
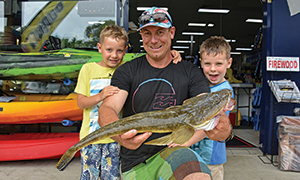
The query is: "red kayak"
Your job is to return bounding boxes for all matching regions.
[0,133,80,161]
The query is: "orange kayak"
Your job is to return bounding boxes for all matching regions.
[0,92,83,124]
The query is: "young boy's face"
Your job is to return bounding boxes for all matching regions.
[97,36,127,68]
[200,53,232,86]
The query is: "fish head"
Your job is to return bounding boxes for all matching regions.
[183,89,235,130]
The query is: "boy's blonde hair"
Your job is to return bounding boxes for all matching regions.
[200,36,231,60]
[99,25,128,46]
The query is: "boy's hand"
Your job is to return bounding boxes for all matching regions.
[171,50,182,64]
[99,85,119,100]
[167,141,183,148]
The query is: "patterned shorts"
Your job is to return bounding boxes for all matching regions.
[122,146,211,180]
[80,142,120,180]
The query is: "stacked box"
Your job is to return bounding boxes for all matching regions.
[278,116,300,171]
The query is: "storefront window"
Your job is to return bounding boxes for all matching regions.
[0,0,117,52]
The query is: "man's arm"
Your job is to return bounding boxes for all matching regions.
[98,89,151,149]
[205,111,232,141]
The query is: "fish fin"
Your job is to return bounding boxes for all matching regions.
[166,105,181,110]
[182,98,193,105]
[145,124,195,145]
[56,146,77,171]
[171,125,195,145]
[144,134,173,146]
[182,93,207,105]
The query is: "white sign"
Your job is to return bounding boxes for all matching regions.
[267,56,299,72]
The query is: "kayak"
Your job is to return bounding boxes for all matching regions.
[0,92,83,124]
[0,133,80,161]
[0,48,144,81]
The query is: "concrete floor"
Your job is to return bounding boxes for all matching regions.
[1,129,300,180]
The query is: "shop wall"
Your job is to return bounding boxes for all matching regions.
[260,0,300,154]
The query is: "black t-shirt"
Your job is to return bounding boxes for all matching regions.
[111,55,210,172]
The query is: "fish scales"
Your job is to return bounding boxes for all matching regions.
[56,89,235,170]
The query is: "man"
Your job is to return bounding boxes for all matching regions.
[99,7,232,180]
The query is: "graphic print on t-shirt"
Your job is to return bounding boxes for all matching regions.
[132,78,176,113]
[89,79,111,133]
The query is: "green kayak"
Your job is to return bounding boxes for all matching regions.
[0,48,144,81]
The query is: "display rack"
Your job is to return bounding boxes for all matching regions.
[268,80,300,103]
[260,80,300,166]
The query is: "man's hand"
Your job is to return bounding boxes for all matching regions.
[112,130,152,150]
[205,111,232,141]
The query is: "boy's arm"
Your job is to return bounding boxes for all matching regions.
[168,129,206,148]
[77,85,119,109]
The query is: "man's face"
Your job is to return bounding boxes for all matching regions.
[140,26,175,61]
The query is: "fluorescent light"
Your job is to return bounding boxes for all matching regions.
[172,46,189,49]
[246,19,263,23]
[182,32,204,35]
[188,23,206,27]
[207,23,214,27]
[236,48,252,51]
[230,52,241,55]
[198,8,230,13]
[226,39,236,43]
[137,7,168,11]
[140,45,144,48]
[139,40,143,42]
[178,51,185,53]
[176,40,195,43]
[88,21,105,25]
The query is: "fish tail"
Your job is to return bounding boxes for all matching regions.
[56,147,77,171]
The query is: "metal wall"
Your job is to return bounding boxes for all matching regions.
[260,0,300,155]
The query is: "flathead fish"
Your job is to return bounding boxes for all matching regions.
[56,88,236,170]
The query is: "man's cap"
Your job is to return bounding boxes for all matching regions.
[138,7,172,31]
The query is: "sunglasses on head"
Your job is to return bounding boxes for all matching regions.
[138,12,171,26]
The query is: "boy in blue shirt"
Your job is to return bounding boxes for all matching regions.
[169,36,234,180]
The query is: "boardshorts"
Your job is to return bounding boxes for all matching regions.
[80,142,120,180]
[122,146,211,180]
